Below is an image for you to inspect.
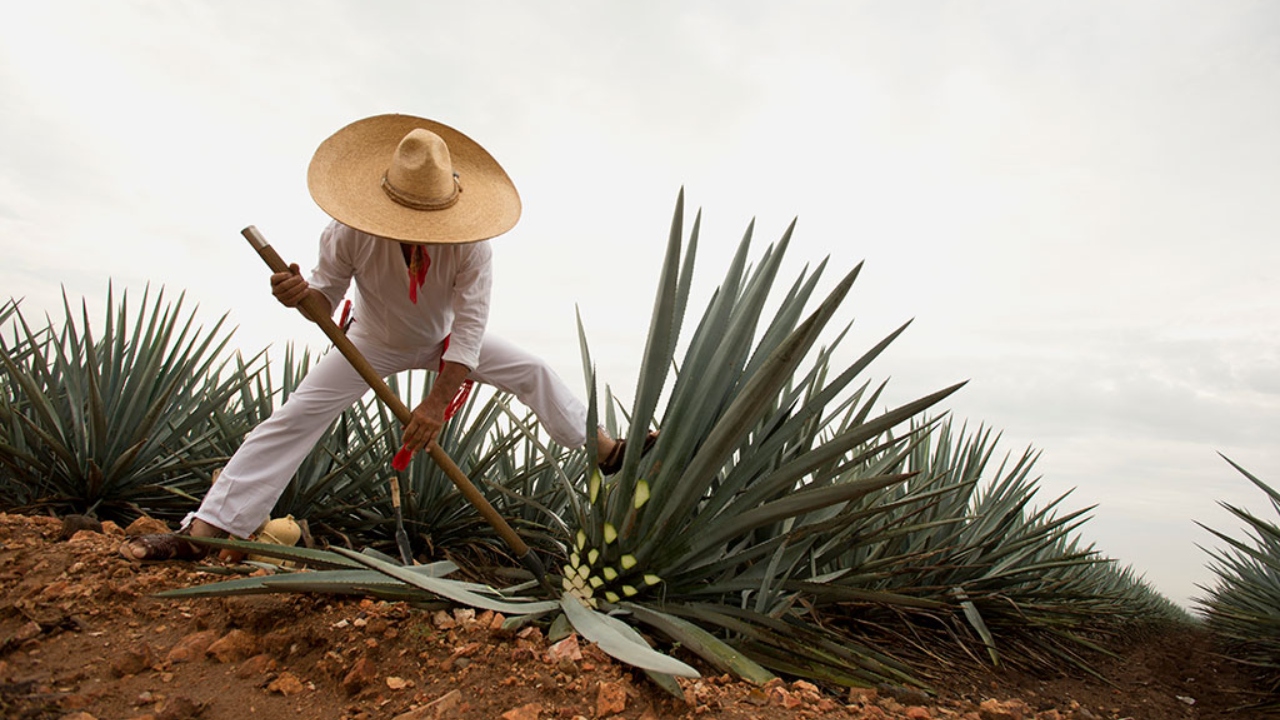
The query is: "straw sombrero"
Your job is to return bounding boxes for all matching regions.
[307,114,521,244]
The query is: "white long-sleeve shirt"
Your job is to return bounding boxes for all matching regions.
[306,220,492,370]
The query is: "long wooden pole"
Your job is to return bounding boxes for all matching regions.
[241,225,551,592]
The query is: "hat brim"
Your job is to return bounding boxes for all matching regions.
[308,114,521,244]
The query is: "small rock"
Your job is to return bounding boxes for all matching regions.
[259,630,293,657]
[206,629,258,663]
[386,676,412,690]
[155,695,203,720]
[392,689,462,720]
[545,635,582,664]
[792,680,820,694]
[40,581,70,599]
[979,698,1030,720]
[500,702,541,720]
[441,642,481,672]
[342,657,377,695]
[14,621,42,643]
[234,654,276,679]
[431,610,456,630]
[124,517,170,536]
[111,643,154,677]
[597,680,627,716]
[775,687,803,709]
[58,713,99,720]
[267,671,306,696]
[166,630,219,663]
[906,707,932,719]
[100,520,125,536]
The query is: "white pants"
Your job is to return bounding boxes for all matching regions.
[191,328,587,538]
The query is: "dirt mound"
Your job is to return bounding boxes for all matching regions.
[0,513,1266,719]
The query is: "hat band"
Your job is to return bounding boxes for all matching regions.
[381,172,461,211]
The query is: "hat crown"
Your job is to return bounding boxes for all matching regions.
[383,128,459,210]
[308,114,521,244]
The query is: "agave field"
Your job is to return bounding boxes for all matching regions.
[1,194,1274,706]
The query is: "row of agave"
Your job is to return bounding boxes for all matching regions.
[1196,458,1280,709]
[0,193,1198,696]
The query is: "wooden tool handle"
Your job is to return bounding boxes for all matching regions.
[243,225,412,425]
[389,476,402,511]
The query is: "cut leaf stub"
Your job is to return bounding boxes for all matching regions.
[561,538,662,609]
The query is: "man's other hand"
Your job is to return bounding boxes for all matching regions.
[271,263,310,308]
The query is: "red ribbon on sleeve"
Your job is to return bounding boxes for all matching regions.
[439,335,473,423]
[392,444,414,471]
[390,337,474,471]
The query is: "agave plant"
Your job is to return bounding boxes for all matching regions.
[161,192,966,690]
[549,192,964,688]
[803,420,1192,678]
[0,286,266,523]
[1196,456,1280,703]
[814,422,1105,671]
[0,299,49,507]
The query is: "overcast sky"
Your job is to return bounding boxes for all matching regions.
[2,1,1277,608]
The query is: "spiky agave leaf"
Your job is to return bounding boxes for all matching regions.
[1196,457,1280,704]
[559,592,699,677]
[565,193,963,686]
[329,546,559,615]
[804,420,1189,678]
[156,562,460,602]
[620,601,775,685]
[0,285,266,522]
[167,536,561,615]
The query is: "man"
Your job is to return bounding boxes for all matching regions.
[122,114,645,562]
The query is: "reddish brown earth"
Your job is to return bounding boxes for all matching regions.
[0,512,1269,720]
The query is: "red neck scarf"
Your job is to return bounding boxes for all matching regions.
[404,244,431,303]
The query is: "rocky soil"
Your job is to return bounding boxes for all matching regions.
[0,513,1269,719]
